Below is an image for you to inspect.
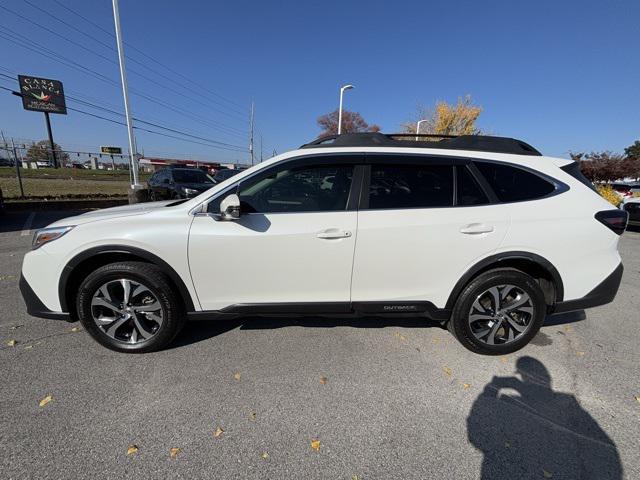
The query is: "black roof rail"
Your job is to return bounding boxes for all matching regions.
[300,132,542,156]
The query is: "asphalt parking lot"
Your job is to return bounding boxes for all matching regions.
[1,210,639,480]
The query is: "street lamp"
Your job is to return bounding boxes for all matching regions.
[415,119,428,141]
[337,84,354,135]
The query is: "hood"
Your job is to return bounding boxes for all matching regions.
[46,200,176,227]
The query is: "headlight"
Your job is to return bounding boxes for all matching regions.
[32,226,74,250]
[182,187,199,195]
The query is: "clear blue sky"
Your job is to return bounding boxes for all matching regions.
[0,0,638,164]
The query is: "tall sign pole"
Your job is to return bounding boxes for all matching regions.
[112,0,140,188]
[249,101,255,166]
[44,112,59,168]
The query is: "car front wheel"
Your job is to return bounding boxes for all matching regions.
[76,262,185,353]
[448,269,546,355]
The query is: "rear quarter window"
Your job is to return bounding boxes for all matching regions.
[560,162,597,192]
[475,161,556,202]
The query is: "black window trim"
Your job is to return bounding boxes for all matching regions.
[201,153,366,215]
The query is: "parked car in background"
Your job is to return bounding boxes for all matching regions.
[213,168,241,183]
[610,182,639,200]
[21,132,627,355]
[147,167,215,200]
[622,197,640,228]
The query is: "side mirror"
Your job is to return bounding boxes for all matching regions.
[219,193,241,220]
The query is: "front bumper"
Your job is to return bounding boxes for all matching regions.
[553,263,623,313]
[19,274,70,321]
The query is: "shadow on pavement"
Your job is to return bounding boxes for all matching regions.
[544,310,587,327]
[172,316,442,349]
[467,356,622,479]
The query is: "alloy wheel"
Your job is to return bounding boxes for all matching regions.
[467,284,535,346]
[90,279,163,344]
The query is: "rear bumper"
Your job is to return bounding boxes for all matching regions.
[19,274,70,321]
[553,263,623,313]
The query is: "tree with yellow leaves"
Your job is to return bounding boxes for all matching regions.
[402,95,482,136]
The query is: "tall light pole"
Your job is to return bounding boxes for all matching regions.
[337,84,354,135]
[249,101,255,165]
[415,119,428,141]
[112,0,140,189]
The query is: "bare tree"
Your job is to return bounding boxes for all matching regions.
[317,109,380,137]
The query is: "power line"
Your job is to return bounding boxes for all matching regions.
[2,3,248,123]
[0,42,249,140]
[0,84,248,153]
[51,0,248,113]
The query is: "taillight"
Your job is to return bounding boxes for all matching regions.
[595,210,628,235]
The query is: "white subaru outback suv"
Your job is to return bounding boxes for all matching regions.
[20,133,627,355]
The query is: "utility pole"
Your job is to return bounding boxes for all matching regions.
[249,101,255,165]
[10,138,25,199]
[44,112,59,168]
[112,0,140,192]
[259,134,263,163]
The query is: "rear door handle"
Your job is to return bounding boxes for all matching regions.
[460,223,494,235]
[317,228,352,239]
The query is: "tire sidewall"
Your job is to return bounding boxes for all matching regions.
[451,269,546,355]
[77,262,182,353]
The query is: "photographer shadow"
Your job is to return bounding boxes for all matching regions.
[467,356,622,479]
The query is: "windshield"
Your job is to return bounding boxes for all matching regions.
[172,169,213,184]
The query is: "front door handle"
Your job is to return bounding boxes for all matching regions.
[460,223,494,235]
[317,229,352,239]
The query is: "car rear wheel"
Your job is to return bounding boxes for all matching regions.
[76,262,185,353]
[448,269,546,355]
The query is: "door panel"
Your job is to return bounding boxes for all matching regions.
[188,156,363,311]
[189,212,357,310]
[351,160,509,308]
[351,206,510,308]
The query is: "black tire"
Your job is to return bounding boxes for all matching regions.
[448,269,546,355]
[149,190,157,201]
[76,261,185,353]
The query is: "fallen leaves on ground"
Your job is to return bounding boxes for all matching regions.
[24,345,33,350]
[233,372,241,381]
[352,476,360,480]
[563,325,572,333]
[261,452,269,459]
[39,395,53,407]
[394,332,407,341]
[127,445,139,455]
[442,366,452,377]
[9,325,23,330]
[311,439,321,451]
[543,469,553,478]
[431,336,441,344]
[319,376,327,385]
[499,356,508,363]
[249,412,257,421]
[576,351,585,357]
[462,383,471,389]
[170,447,181,458]
[6,339,16,347]
[504,441,511,448]
[634,395,640,404]
[70,327,81,332]
[214,427,224,438]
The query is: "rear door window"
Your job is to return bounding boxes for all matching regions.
[368,164,454,209]
[475,161,555,202]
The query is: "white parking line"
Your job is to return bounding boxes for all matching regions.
[20,212,36,237]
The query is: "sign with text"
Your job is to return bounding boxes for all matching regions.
[18,75,67,114]
[100,146,123,154]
